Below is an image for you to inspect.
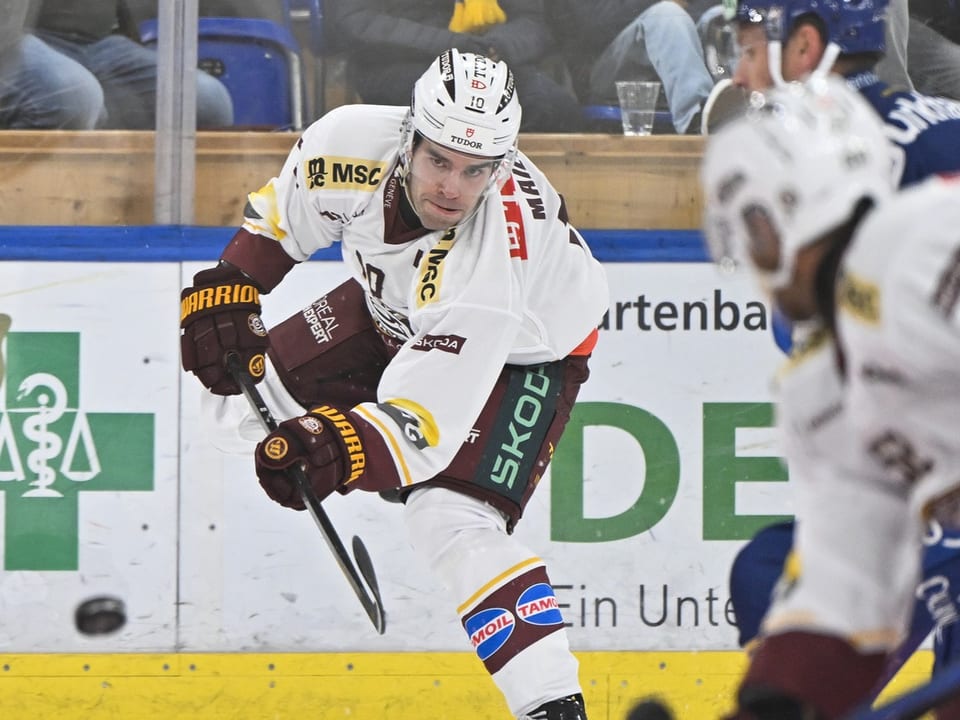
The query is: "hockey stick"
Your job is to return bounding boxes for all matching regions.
[845,661,960,720]
[226,353,387,634]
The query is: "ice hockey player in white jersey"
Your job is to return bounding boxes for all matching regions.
[179,49,609,719]
[701,75,960,718]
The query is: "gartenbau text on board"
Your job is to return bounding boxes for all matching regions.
[601,288,768,332]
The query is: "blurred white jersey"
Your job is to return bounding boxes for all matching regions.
[239,103,609,488]
[765,327,917,649]
[839,175,960,517]
[761,176,960,650]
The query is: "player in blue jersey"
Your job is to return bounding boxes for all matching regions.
[732,0,960,355]
[728,0,960,186]
[721,0,960,717]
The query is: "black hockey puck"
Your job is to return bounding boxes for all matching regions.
[75,595,126,635]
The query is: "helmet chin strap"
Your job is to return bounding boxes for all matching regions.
[768,40,786,87]
[812,42,842,78]
[398,110,416,186]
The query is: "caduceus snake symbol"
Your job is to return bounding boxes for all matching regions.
[18,372,68,497]
[0,316,67,495]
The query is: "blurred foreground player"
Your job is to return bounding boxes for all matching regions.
[702,76,960,718]
[723,0,960,707]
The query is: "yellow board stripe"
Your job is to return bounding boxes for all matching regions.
[0,650,933,719]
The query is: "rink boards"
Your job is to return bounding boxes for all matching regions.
[0,227,924,717]
[0,651,933,718]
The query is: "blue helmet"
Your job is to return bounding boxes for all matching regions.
[723,0,888,55]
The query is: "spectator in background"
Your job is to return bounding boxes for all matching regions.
[0,2,102,128]
[327,0,583,132]
[913,0,960,39]
[909,0,960,99]
[0,0,233,130]
[550,0,717,134]
[854,0,960,101]
[0,0,29,74]
[880,0,913,90]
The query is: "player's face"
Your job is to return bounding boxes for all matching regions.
[733,24,774,91]
[734,22,825,90]
[406,139,497,230]
[743,208,832,320]
[769,244,828,321]
[740,203,817,320]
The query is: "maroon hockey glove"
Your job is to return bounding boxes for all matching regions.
[180,262,268,395]
[254,406,363,510]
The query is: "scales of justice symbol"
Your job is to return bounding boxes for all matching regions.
[0,314,101,497]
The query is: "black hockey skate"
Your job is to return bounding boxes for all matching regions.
[523,693,587,719]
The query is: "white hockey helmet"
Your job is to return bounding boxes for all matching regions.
[700,75,898,291]
[400,49,521,187]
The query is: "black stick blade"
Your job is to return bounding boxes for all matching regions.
[353,535,386,634]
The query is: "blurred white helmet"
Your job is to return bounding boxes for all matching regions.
[700,75,899,292]
[400,49,521,188]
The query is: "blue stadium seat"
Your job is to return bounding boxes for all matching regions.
[140,13,304,130]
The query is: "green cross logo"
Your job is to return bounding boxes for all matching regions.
[0,325,154,570]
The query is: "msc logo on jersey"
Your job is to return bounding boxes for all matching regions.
[416,230,456,309]
[515,583,564,626]
[465,607,515,661]
[305,156,386,191]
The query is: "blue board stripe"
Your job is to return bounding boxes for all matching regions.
[0,226,710,263]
